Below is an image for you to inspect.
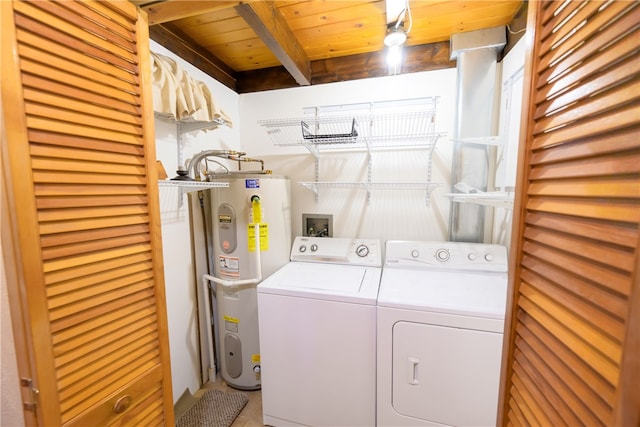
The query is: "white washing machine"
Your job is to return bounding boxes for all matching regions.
[257,236,382,427]
[377,240,508,427]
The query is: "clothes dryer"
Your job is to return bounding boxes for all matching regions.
[257,236,382,427]
[377,240,508,427]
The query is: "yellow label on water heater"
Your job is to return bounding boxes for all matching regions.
[248,223,269,252]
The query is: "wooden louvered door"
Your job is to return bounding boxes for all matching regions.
[498,1,639,426]
[1,0,174,425]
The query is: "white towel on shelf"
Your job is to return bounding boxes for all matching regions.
[149,51,233,126]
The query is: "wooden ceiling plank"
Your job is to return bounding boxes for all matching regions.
[142,1,241,26]
[235,1,311,86]
[148,22,237,90]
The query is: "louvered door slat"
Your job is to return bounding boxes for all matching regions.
[534,79,640,134]
[14,1,136,64]
[515,332,607,425]
[19,58,139,106]
[499,3,639,424]
[537,1,635,75]
[23,74,141,116]
[538,18,639,96]
[520,268,625,342]
[530,128,638,165]
[55,315,158,373]
[12,15,136,76]
[538,1,603,60]
[532,103,639,150]
[518,311,617,407]
[523,227,635,272]
[18,44,139,95]
[50,285,156,333]
[536,31,637,104]
[2,0,173,424]
[42,233,150,260]
[525,212,637,247]
[539,0,585,43]
[58,339,159,399]
[528,177,639,198]
[17,29,137,85]
[49,274,154,321]
[45,253,152,286]
[520,255,628,319]
[56,0,136,46]
[25,85,142,125]
[52,304,156,355]
[47,266,154,313]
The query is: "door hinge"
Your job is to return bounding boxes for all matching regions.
[20,378,39,411]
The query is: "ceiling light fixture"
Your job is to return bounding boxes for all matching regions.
[384,26,407,48]
[384,0,412,75]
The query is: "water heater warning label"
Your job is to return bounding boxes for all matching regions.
[219,256,239,277]
[245,179,260,188]
[248,223,269,252]
[224,315,239,333]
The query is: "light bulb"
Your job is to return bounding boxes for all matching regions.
[386,44,402,75]
[387,44,402,66]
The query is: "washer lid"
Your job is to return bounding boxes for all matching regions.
[257,262,381,304]
[377,268,507,319]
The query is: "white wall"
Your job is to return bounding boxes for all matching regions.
[238,70,457,244]
[150,40,242,402]
[492,37,526,246]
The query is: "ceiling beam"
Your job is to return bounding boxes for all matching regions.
[236,41,456,93]
[235,1,311,86]
[141,1,240,25]
[148,23,237,91]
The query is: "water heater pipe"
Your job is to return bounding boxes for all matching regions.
[200,221,262,381]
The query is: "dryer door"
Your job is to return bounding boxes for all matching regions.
[392,321,503,426]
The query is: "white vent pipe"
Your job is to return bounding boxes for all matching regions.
[448,27,506,242]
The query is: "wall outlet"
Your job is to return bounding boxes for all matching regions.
[302,214,333,237]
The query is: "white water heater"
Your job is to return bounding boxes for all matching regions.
[208,174,291,390]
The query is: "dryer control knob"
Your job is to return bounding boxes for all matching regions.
[468,253,476,261]
[310,244,318,252]
[411,249,420,258]
[356,244,369,257]
[485,253,494,262]
[299,245,307,253]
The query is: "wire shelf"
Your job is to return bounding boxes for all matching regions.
[260,109,440,150]
[158,179,229,193]
[444,192,514,209]
[260,97,443,204]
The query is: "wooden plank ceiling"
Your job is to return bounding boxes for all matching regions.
[132,0,525,93]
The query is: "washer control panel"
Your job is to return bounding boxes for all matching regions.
[385,240,508,272]
[291,236,382,267]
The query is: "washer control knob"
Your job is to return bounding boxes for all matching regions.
[299,245,307,253]
[356,244,369,257]
[485,253,494,262]
[411,249,420,258]
[253,365,261,373]
[435,249,450,262]
[310,244,318,252]
[468,253,476,261]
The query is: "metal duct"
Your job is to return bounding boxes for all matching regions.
[448,27,505,242]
